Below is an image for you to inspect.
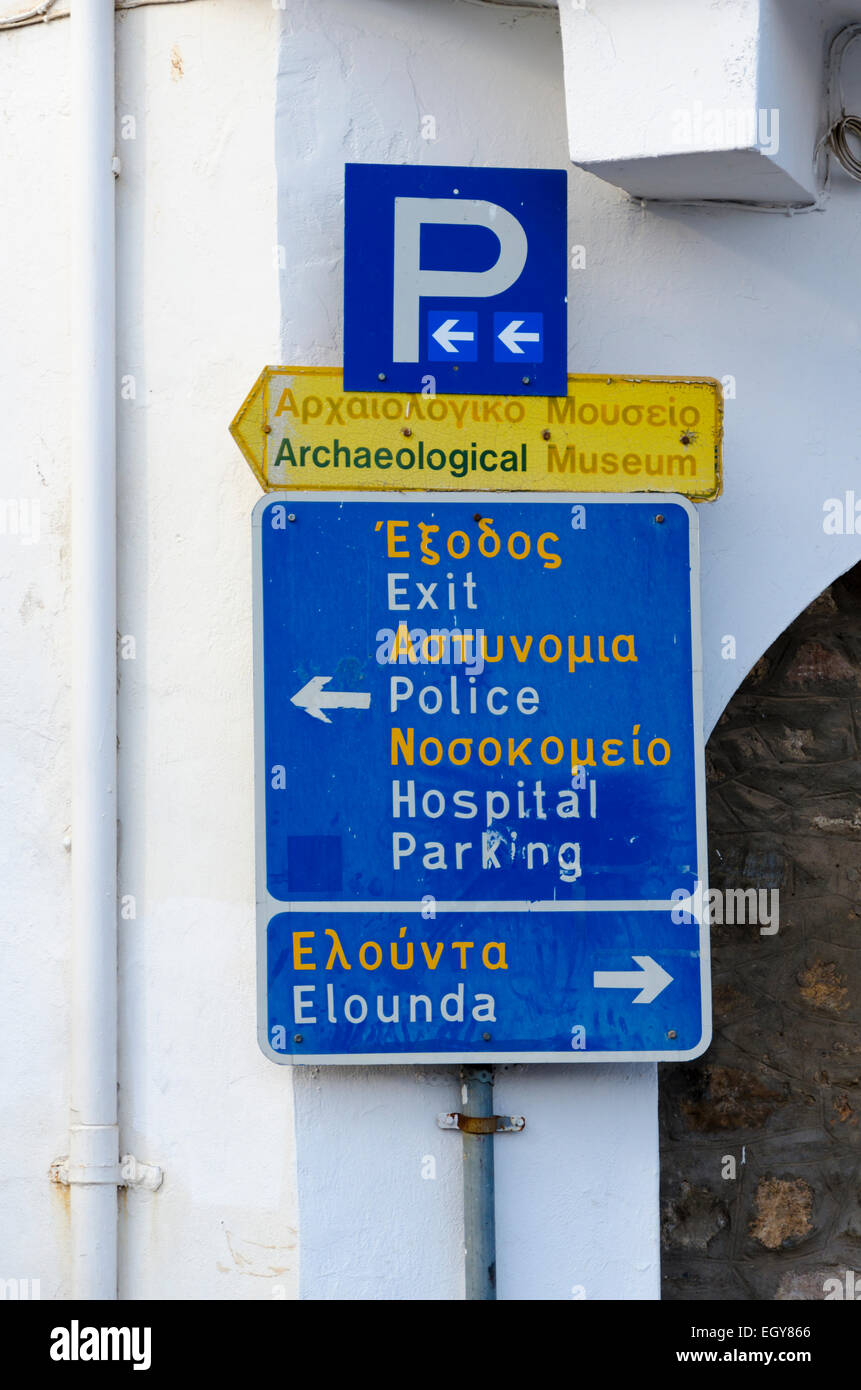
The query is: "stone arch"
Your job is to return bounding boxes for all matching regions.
[660,562,861,1300]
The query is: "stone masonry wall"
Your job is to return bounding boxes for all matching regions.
[660,563,861,1300]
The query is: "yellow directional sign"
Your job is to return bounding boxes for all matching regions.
[230,366,722,500]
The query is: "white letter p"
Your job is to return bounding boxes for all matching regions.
[392,198,528,363]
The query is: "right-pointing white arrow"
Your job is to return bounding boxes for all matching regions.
[431,318,476,354]
[593,955,673,1005]
[498,318,541,354]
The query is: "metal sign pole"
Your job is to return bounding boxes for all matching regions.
[460,1065,497,1301]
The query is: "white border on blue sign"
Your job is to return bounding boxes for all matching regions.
[252,491,710,1066]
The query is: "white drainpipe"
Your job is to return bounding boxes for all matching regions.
[69,0,118,1300]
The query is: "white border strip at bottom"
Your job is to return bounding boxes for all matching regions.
[271,898,692,914]
[285,1046,710,1064]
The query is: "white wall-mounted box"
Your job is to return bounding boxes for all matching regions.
[559,0,824,205]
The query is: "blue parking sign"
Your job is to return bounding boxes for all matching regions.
[253,492,710,1066]
[344,163,567,396]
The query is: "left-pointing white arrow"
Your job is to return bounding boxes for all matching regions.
[432,317,475,354]
[497,319,540,355]
[593,955,673,1005]
[291,675,371,724]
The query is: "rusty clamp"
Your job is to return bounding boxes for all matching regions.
[437,1112,525,1134]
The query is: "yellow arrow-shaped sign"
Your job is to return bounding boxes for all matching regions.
[230,366,722,500]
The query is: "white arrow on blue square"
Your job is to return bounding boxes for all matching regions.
[427,310,478,361]
[493,311,543,362]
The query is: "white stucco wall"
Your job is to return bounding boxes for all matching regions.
[1,0,296,1301]
[3,0,861,1303]
[0,15,73,1301]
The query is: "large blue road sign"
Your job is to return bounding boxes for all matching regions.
[253,493,710,1064]
[343,163,567,397]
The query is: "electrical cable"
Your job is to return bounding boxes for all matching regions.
[0,0,59,28]
[460,0,557,9]
[0,0,198,30]
[827,115,861,181]
[823,23,861,183]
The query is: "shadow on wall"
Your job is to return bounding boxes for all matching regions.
[660,561,861,1302]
